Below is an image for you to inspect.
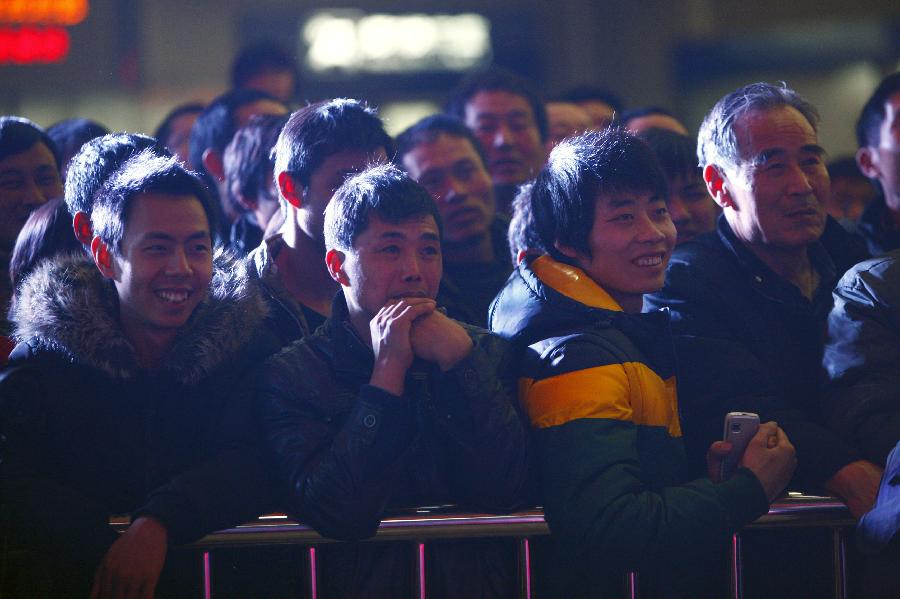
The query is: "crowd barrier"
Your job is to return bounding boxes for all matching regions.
[108,492,855,599]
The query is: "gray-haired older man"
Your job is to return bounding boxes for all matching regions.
[645,82,881,518]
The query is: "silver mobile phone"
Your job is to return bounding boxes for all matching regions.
[720,412,760,480]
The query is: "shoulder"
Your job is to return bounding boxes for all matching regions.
[834,250,900,304]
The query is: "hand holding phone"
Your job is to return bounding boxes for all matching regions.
[720,412,760,480]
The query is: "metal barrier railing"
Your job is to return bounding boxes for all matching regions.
[109,493,854,599]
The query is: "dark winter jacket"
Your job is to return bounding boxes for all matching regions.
[645,216,868,487]
[856,195,900,257]
[253,292,532,598]
[824,249,900,466]
[489,255,769,597]
[0,253,279,580]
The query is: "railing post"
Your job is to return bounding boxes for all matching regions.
[832,528,847,599]
[202,551,211,599]
[624,571,638,599]
[730,532,743,599]
[413,541,426,599]
[307,546,318,599]
[518,537,532,599]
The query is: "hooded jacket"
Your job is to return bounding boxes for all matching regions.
[490,255,769,597]
[0,252,277,573]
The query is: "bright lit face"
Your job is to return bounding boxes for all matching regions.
[666,171,720,245]
[110,192,213,346]
[336,214,442,320]
[579,100,616,130]
[861,90,900,210]
[566,190,676,313]
[545,102,592,151]
[717,106,828,250]
[402,133,494,247]
[298,147,389,247]
[464,90,546,187]
[0,142,61,249]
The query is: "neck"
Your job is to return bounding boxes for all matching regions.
[121,322,176,370]
[277,219,338,316]
[443,233,494,265]
[744,240,817,298]
[347,304,373,349]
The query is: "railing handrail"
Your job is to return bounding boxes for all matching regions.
[109,493,855,550]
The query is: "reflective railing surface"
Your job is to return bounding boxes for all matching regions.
[108,493,855,599]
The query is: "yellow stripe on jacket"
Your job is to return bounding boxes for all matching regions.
[520,362,681,437]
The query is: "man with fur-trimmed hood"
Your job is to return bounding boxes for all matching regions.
[0,152,277,598]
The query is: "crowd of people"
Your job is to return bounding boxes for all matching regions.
[1,40,899,598]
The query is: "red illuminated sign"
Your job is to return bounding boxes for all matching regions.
[0,26,70,64]
[0,0,87,64]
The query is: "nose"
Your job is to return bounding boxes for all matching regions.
[635,210,668,243]
[400,251,423,282]
[442,177,467,205]
[667,195,690,228]
[165,248,193,276]
[786,163,815,196]
[493,123,513,148]
[22,180,49,208]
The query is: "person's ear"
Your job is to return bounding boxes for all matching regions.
[277,171,303,209]
[325,248,350,286]
[72,211,93,246]
[202,148,225,182]
[90,236,115,279]
[704,164,734,209]
[856,147,880,180]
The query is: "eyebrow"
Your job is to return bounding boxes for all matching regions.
[140,231,210,242]
[754,144,826,165]
[606,197,636,208]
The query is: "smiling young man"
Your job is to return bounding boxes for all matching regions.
[396,114,512,325]
[490,129,796,597]
[252,163,531,598]
[0,151,276,598]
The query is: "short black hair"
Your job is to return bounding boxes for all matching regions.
[274,98,392,191]
[445,66,548,142]
[560,86,624,114]
[91,151,216,256]
[10,197,81,291]
[0,116,61,171]
[394,114,487,169]
[856,71,900,149]
[223,113,288,214]
[531,128,667,262]
[155,102,205,146]
[64,133,167,216]
[189,88,285,186]
[324,163,442,252]
[635,127,700,182]
[46,118,109,173]
[231,42,299,90]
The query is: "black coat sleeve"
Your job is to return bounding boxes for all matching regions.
[824,258,900,466]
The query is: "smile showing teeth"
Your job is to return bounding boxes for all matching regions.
[634,255,663,267]
[157,290,190,303]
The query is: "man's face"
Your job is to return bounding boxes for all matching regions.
[338,214,442,320]
[545,102,592,151]
[463,90,546,187]
[626,114,689,136]
[578,100,616,130]
[861,90,900,209]
[402,133,495,247]
[242,69,296,104]
[569,190,676,312]
[667,171,720,245]
[234,99,288,128]
[717,106,829,250]
[298,147,388,246]
[0,141,62,250]
[164,112,200,166]
[110,192,213,343]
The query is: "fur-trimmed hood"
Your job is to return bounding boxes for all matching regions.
[12,251,269,384]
